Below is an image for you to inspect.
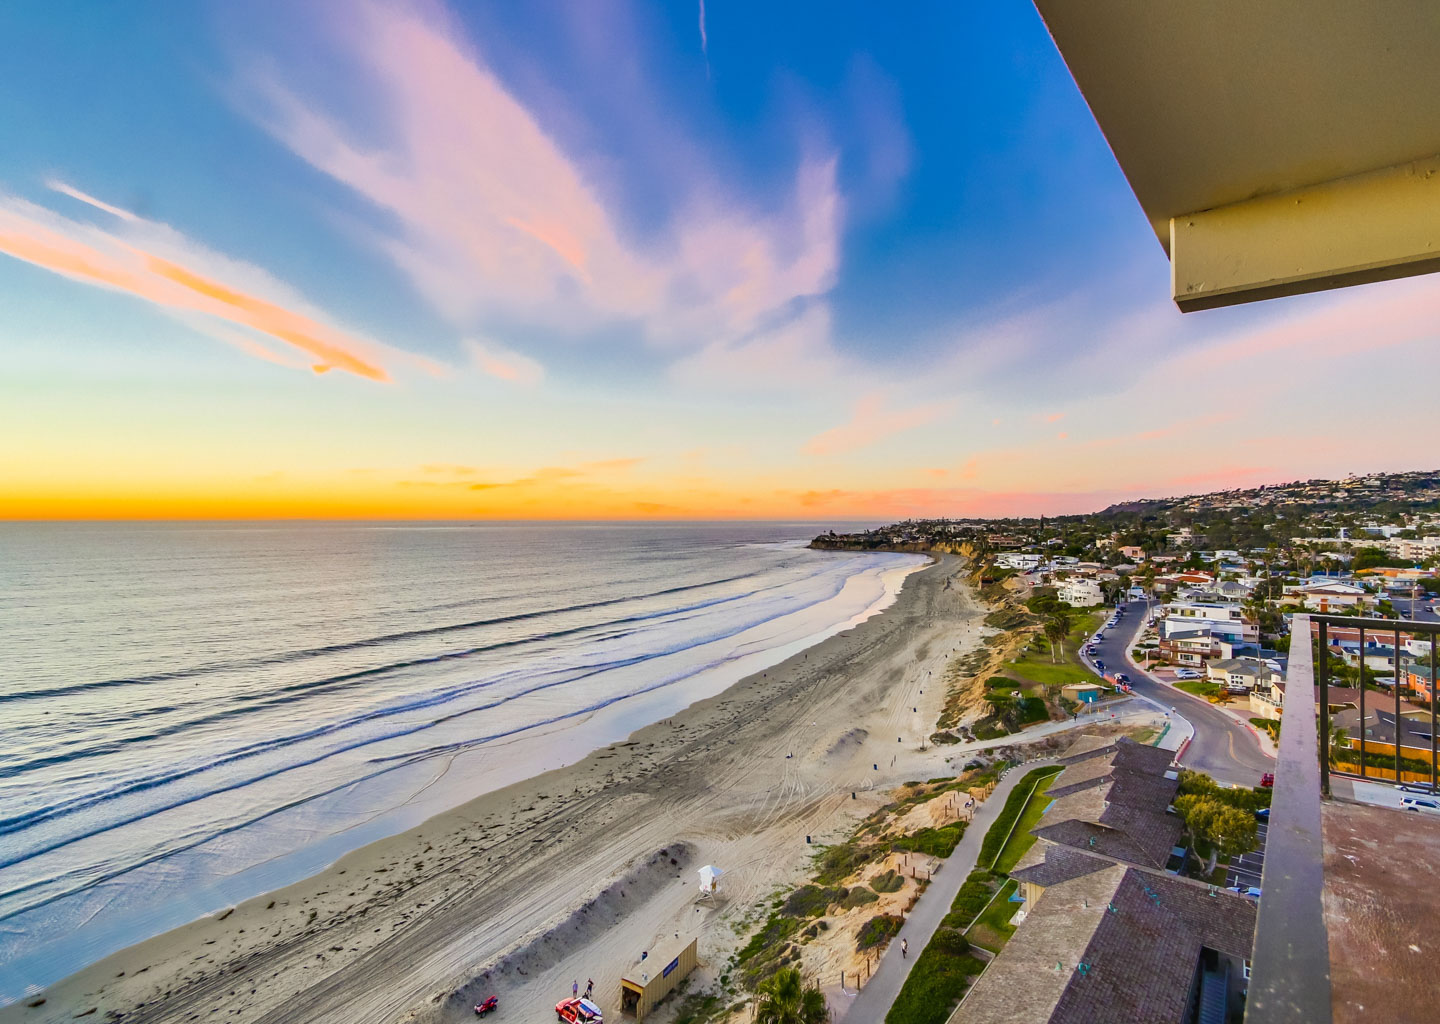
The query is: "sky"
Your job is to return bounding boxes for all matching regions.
[2,0,1438,521]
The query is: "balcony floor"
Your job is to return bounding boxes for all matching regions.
[1321,797,1440,1024]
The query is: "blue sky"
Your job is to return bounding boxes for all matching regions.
[1,0,1436,519]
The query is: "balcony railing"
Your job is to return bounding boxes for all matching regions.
[1246,613,1440,1024]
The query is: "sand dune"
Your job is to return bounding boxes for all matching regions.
[4,555,988,1024]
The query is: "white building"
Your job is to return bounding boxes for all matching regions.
[1285,580,1375,613]
[1057,577,1104,608]
[995,552,1042,571]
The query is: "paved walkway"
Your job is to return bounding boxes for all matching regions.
[832,758,1058,1023]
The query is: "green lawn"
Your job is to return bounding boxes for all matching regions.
[977,767,1062,869]
[1006,658,1098,687]
[992,773,1059,873]
[963,878,1019,952]
[1175,679,1224,701]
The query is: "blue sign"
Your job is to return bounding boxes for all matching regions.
[662,955,681,978]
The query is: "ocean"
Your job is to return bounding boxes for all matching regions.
[0,522,923,1002]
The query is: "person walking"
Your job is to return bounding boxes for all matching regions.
[585,979,594,1000]
[901,938,908,958]
[572,980,579,999]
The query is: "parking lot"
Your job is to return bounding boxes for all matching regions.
[1226,816,1267,891]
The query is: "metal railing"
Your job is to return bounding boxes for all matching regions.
[1246,613,1440,1024]
[1314,614,1440,794]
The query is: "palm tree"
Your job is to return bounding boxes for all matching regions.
[754,966,828,1024]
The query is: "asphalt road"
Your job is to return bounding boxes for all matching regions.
[1083,600,1274,787]
[1391,594,1440,623]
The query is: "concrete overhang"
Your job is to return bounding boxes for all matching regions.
[1033,1,1440,311]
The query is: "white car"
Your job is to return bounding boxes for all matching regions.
[1401,797,1440,814]
[1174,668,1201,680]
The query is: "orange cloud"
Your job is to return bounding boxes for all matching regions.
[803,391,952,456]
[0,190,398,381]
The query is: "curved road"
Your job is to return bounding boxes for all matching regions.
[1086,600,1273,787]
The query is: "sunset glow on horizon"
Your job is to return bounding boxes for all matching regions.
[2,1,1437,522]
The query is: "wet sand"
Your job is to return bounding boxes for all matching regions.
[4,555,989,1024]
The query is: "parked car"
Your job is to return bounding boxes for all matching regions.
[1397,783,1437,794]
[1226,886,1262,899]
[1095,660,1106,672]
[1254,807,1270,820]
[1401,797,1440,814]
[1260,773,1275,788]
[1113,673,1130,684]
[1174,668,1201,680]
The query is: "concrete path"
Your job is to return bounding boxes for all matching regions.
[833,758,1058,1023]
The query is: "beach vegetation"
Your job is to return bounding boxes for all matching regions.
[891,821,966,858]
[868,868,904,893]
[811,841,881,885]
[673,991,726,1024]
[753,966,827,1024]
[929,730,960,744]
[841,887,878,909]
[855,913,903,950]
[781,885,846,918]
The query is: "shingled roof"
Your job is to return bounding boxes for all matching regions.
[955,868,1256,1024]
[1028,738,1183,869]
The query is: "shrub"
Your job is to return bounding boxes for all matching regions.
[943,873,997,929]
[842,887,879,909]
[737,913,798,964]
[781,885,846,918]
[930,730,961,745]
[892,822,966,858]
[985,675,1018,689]
[812,842,882,885]
[869,869,904,894]
[856,914,903,951]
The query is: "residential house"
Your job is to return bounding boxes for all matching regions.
[1118,545,1147,561]
[1057,577,1104,608]
[995,552,1042,571]
[1287,580,1376,613]
[1249,678,1285,720]
[1205,657,1267,694]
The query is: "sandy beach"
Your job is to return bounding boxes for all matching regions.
[4,554,990,1024]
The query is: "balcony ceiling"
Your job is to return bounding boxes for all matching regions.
[1034,1,1440,310]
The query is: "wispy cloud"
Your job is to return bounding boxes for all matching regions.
[243,1,840,359]
[465,338,545,385]
[803,391,953,456]
[0,186,418,381]
[698,0,709,68]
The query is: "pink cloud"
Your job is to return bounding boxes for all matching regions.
[246,1,841,354]
[1042,411,1066,424]
[803,391,953,456]
[464,338,544,385]
[0,189,417,381]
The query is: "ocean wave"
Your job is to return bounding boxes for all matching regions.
[0,565,857,857]
[0,571,759,705]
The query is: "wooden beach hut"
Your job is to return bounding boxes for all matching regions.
[619,936,697,1021]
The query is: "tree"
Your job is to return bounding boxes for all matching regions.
[1176,795,1258,874]
[1042,615,1070,663]
[753,967,827,1024]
